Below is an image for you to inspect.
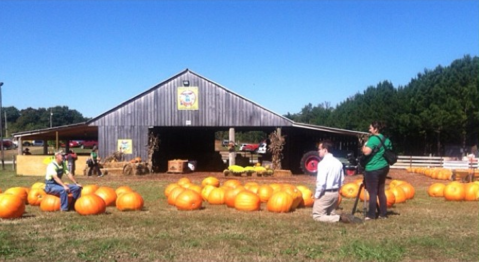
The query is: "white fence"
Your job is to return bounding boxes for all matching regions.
[392,155,478,169]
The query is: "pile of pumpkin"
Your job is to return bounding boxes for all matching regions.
[406,167,453,180]
[339,178,415,207]
[428,181,479,201]
[0,183,144,219]
[165,176,317,212]
[223,164,274,177]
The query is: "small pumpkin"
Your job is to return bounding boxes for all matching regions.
[116,192,144,211]
[75,194,106,215]
[340,183,359,199]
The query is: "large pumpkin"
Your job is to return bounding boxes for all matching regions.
[31,182,46,190]
[0,193,25,219]
[296,185,314,207]
[164,183,181,198]
[444,182,465,201]
[201,176,220,187]
[234,191,261,211]
[340,183,359,198]
[385,189,396,207]
[175,189,203,211]
[207,187,226,205]
[224,186,245,208]
[281,185,302,210]
[257,185,274,203]
[267,191,293,213]
[115,186,134,197]
[397,182,415,200]
[4,187,29,204]
[75,194,106,215]
[27,188,46,206]
[177,177,192,187]
[40,194,61,212]
[464,183,479,201]
[95,186,117,206]
[390,186,407,203]
[167,187,186,206]
[201,185,216,201]
[428,183,446,197]
[81,184,100,196]
[116,192,144,211]
[222,179,242,189]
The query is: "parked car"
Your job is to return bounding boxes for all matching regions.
[222,140,237,147]
[81,140,98,149]
[32,140,44,146]
[60,141,82,148]
[1,139,16,150]
[257,141,268,154]
[239,143,259,152]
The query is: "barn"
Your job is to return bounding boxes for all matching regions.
[13,69,367,175]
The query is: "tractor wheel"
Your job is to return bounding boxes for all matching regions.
[300,151,321,176]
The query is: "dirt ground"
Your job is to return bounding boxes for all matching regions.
[94,169,436,188]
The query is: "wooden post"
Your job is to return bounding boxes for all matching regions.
[228,128,235,166]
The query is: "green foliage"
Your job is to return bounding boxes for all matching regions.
[286,55,478,156]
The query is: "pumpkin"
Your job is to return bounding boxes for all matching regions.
[384,189,396,207]
[31,182,46,190]
[269,183,282,193]
[352,178,364,186]
[340,183,360,198]
[95,186,117,206]
[397,182,415,199]
[296,185,314,207]
[4,187,29,204]
[177,177,192,187]
[164,183,181,198]
[281,186,303,210]
[428,183,446,197]
[234,191,261,211]
[359,187,369,201]
[201,176,220,187]
[257,185,274,203]
[167,187,186,206]
[222,179,242,189]
[207,187,226,205]
[390,186,407,203]
[115,186,134,197]
[27,188,46,206]
[389,179,406,188]
[267,191,293,213]
[464,183,479,201]
[444,182,465,201]
[175,189,203,211]
[224,186,245,208]
[188,184,203,195]
[81,184,100,196]
[201,185,216,201]
[116,192,144,211]
[40,194,61,212]
[0,193,25,219]
[74,194,106,215]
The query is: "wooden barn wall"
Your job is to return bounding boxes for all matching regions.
[97,125,149,162]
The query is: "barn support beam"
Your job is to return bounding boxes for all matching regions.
[228,127,235,166]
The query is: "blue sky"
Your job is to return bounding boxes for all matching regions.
[1,0,478,118]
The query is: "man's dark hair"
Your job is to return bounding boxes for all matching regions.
[320,140,334,151]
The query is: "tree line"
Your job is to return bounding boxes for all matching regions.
[284,55,478,157]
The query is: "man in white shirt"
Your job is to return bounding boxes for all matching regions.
[312,140,360,223]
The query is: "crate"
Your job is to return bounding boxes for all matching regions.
[168,160,188,173]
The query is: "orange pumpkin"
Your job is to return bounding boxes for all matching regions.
[257,185,274,203]
[464,183,479,201]
[40,194,61,212]
[222,179,242,189]
[281,185,302,210]
[74,194,106,215]
[224,187,245,208]
[201,176,220,187]
[340,183,359,198]
[397,182,415,200]
[390,186,407,203]
[269,183,282,193]
[428,183,446,197]
[115,186,134,197]
[359,187,369,201]
[296,185,314,207]
[164,183,181,198]
[116,192,144,211]
[27,188,46,206]
[4,187,29,204]
[201,185,216,201]
[384,189,396,207]
[267,191,293,213]
[207,187,226,205]
[95,186,117,206]
[31,182,46,190]
[188,184,203,195]
[444,182,465,201]
[167,187,186,206]
[177,177,192,187]
[81,184,100,196]
[0,193,25,219]
[175,189,203,211]
[234,191,261,211]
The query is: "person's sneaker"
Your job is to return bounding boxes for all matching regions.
[98,173,104,177]
[378,216,388,220]
[364,216,373,221]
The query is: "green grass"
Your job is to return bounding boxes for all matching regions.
[0,169,478,262]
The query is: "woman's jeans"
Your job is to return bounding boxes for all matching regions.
[45,182,82,211]
[364,166,389,218]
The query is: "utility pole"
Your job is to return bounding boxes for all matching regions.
[4,111,7,138]
[0,82,4,170]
